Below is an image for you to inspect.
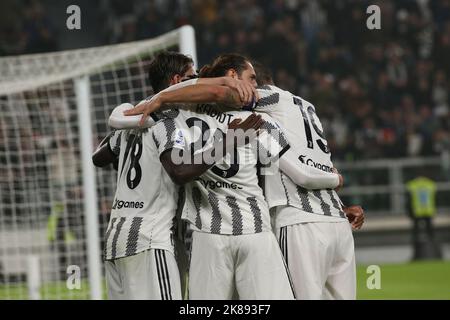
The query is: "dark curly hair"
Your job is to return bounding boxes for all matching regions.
[147,51,193,93]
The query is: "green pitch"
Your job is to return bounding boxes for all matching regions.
[0,260,449,299]
[356,260,450,300]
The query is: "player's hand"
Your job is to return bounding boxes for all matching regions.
[224,78,259,107]
[123,96,162,126]
[343,205,365,230]
[226,113,264,148]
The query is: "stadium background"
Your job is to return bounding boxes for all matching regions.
[0,0,449,299]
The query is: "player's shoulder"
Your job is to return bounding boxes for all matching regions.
[255,85,293,108]
[256,85,285,98]
[293,94,316,110]
[256,84,291,95]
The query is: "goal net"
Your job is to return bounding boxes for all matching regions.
[0,25,197,300]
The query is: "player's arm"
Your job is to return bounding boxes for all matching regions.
[108,102,161,129]
[159,114,263,185]
[149,77,258,108]
[196,76,259,104]
[108,85,244,129]
[109,78,258,129]
[278,149,342,190]
[92,131,121,168]
[125,84,246,126]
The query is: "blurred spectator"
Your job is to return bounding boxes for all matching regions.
[0,0,449,161]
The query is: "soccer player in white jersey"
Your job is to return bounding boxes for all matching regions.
[122,57,364,300]
[91,52,199,300]
[121,54,343,299]
[250,63,365,299]
[92,51,257,299]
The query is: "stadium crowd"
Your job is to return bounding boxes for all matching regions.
[1,0,449,161]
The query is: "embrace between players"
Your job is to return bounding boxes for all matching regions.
[92,51,365,300]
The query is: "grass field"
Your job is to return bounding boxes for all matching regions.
[1,261,449,299]
[356,260,450,300]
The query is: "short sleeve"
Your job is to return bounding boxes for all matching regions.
[152,118,187,156]
[253,85,283,114]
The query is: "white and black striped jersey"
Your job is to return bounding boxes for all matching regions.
[103,128,179,261]
[253,85,347,223]
[152,106,289,235]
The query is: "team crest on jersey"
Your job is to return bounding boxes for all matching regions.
[174,129,185,148]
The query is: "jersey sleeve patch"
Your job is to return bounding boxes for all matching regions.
[152,118,185,155]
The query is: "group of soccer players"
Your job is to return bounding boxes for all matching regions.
[92,51,365,300]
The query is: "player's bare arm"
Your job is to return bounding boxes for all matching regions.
[160,113,263,185]
[92,134,117,167]
[125,84,247,126]
[196,76,259,104]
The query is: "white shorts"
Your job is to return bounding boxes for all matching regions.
[188,231,295,300]
[275,221,356,300]
[105,249,182,300]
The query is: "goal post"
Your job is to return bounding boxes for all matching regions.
[74,75,102,300]
[0,25,197,300]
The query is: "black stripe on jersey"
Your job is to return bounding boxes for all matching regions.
[256,85,272,90]
[155,249,167,300]
[125,217,143,256]
[280,172,291,206]
[160,109,180,119]
[226,196,243,235]
[208,192,221,234]
[161,250,173,300]
[279,227,285,257]
[192,187,202,230]
[247,196,263,233]
[281,227,287,264]
[279,227,296,299]
[312,190,332,216]
[256,92,280,108]
[152,130,160,149]
[296,186,313,212]
[103,217,117,259]
[278,227,284,251]
[110,217,126,260]
[150,112,160,122]
[163,118,176,150]
[260,121,289,149]
[327,190,346,218]
[278,144,291,158]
